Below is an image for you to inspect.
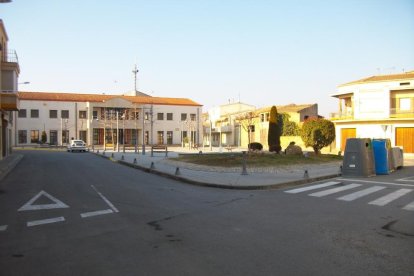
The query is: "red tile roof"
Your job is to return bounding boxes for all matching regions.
[18,91,202,107]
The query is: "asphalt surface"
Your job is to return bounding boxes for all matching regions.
[0,150,413,276]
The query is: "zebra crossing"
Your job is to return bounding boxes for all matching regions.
[284,181,414,211]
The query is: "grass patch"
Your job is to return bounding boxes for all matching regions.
[171,152,343,167]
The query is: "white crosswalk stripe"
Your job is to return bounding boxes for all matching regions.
[309,184,361,197]
[368,188,413,206]
[337,186,386,201]
[284,181,414,211]
[403,201,414,211]
[284,181,341,194]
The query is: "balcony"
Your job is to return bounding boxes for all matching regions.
[2,50,19,63]
[329,110,354,120]
[390,108,414,119]
[0,91,19,111]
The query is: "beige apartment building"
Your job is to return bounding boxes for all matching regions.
[0,19,19,160]
[16,91,202,150]
[331,70,414,153]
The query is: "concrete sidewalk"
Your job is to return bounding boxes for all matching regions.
[93,148,342,190]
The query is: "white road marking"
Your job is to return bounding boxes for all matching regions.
[18,191,69,211]
[0,225,8,231]
[285,181,341,194]
[396,176,414,182]
[309,184,361,197]
[336,178,413,187]
[402,201,414,211]
[91,185,119,213]
[337,186,386,201]
[80,209,113,218]
[368,189,413,206]
[27,216,65,227]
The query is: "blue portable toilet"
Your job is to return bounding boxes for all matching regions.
[372,139,391,175]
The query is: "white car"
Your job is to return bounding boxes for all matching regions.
[67,140,88,152]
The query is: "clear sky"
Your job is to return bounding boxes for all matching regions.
[1,0,413,116]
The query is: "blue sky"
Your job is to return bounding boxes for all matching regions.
[1,0,413,116]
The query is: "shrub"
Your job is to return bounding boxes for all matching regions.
[268,106,282,153]
[248,142,263,151]
[278,113,300,136]
[300,118,335,154]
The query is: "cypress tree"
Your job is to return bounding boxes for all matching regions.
[268,106,281,153]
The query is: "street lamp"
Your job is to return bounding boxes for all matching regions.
[122,112,126,153]
[18,81,30,85]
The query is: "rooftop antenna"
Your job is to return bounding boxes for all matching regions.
[132,64,139,94]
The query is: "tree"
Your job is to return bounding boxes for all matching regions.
[41,131,47,144]
[278,113,300,136]
[235,111,256,151]
[300,118,335,154]
[268,106,282,153]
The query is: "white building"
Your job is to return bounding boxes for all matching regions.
[330,71,414,153]
[16,91,203,149]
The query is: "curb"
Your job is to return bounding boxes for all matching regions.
[93,152,339,190]
[0,154,24,183]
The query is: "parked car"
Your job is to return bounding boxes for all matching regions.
[67,140,88,152]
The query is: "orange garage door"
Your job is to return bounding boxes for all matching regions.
[396,127,414,153]
[341,128,356,151]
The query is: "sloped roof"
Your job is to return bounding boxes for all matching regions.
[18,91,202,107]
[255,104,316,114]
[339,70,414,87]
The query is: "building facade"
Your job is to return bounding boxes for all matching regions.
[0,19,19,159]
[330,71,414,153]
[16,91,203,149]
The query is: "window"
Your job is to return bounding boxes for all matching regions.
[167,131,173,145]
[18,109,27,118]
[31,109,39,118]
[18,130,27,144]
[260,114,265,122]
[61,110,69,119]
[190,114,196,121]
[249,125,255,132]
[157,131,164,144]
[400,98,411,111]
[145,112,150,120]
[132,111,139,120]
[30,130,39,143]
[266,113,270,122]
[79,110,87,119]
[181,113,187,121]
[49,110,58,119]
[167,113,173,120]
[50,130,58,145]
[92,110,98,120]
[157,113,164,120]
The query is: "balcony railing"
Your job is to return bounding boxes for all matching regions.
[390,108,414,118]
[2,50,19,63]
[329,110,354,120]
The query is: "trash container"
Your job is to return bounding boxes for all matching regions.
[342,138,376,177]
[391,147,404,169]
[372,139,393,175]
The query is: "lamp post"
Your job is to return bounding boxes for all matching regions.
[122,111,126,153]
[116,111,119,152]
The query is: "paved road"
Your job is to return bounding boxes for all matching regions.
[0,150,413,276]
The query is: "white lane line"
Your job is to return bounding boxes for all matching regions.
[27,216,65,227]
[336,178,413,187]
[403,201,414,211]
[0,225,8,231]
[91,185,119,213]
[80,209,113,218]
[337,186,386,201]
[309,184,361,197]
[396,176,414,182]
[368,189,413,206]
[285,181,341,194]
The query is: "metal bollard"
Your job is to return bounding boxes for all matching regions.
[241,151,248,175]
[103,151,105,156]
[121,155,124,161]
[338,165,342,176]
[175,167,181,176]
[133,158,137,164]
[304,170,309,179]
[97,149,100,154]
[150,162,155,169]
[111,153,114,158]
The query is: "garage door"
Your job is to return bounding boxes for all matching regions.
[341,128,356,151]
[396,127,414,153]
